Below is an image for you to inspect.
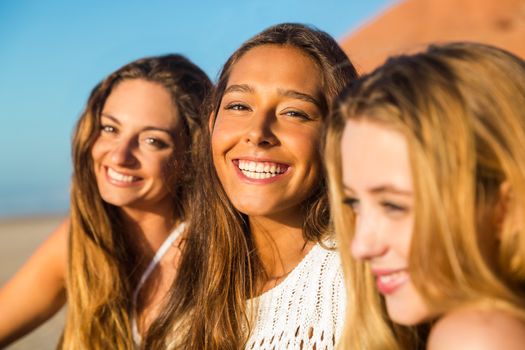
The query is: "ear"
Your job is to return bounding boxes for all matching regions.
[208,111,216,133]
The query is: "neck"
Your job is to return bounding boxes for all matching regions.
[119,201,179,258]
[250,211,314,281]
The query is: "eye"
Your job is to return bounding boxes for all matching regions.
[100,124,117,134]
[342,196,360,214]
[380,201,408,216]
[225,102,250,111]
[283,110,311,121]
[143,137,169,150]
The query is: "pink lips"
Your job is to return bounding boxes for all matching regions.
[372,268,409,295]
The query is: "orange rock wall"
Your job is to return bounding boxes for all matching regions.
[340,0,525,73]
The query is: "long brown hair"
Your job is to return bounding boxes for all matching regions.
[145,23,357,349]
[61,54,211,349]
[325,42,525,349]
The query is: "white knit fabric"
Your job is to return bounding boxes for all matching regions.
[245,243,346,350]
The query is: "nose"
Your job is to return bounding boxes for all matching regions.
[110,137,138,167]
[244,110,279,147]
[351,213,387,261]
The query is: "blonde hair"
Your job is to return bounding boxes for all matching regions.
[325,42,525,349]
[61,55,211,349]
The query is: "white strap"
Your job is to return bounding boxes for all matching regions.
[131,222,186,346]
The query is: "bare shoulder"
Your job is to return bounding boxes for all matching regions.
[428,306,525,350]
[49,217,69,243]
[38,217,69,272]
[0,217,69,346]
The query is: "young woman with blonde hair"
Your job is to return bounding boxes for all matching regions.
[0,54,211,348]
[144,23,358,349]
[326,42,525,349]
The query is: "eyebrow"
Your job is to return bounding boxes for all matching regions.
[223,84,321,109]
[100,113,174,135]
[224,84,254,94]
[342,183,412,196]
[370,186,412,196]
[278,89,321,109]
[100,113,121,125]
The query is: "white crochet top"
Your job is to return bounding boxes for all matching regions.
[245,242,346,350]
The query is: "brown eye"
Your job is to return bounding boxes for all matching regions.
[101,125,117,133]
[144,137,168,149]
[225,103,250,111]
[283,110,311,120]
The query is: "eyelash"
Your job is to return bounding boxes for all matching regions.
[100,124,169,150]
[101,124,117,134]
[342,197,360,213]
[225,103,250,111]
[224,102,312,121]
[144,137,169,149]
[380,201,407,213]
[283,110,311,120]
[342,197,408,217]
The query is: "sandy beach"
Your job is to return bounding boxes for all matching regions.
[0,215,66,350]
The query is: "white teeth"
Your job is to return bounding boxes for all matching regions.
[237,160,287,178]
[241,169,277,179]
[378,271,405,284]
[107,167,137,183]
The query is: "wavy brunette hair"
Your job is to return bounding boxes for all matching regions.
[325,42,525,349]
[145,23,357,349]
[61,54,211,349]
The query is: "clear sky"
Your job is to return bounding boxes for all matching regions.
[0,0,390,218]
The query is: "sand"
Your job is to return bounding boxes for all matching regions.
[0,215,66,350]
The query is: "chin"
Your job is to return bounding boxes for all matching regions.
[100,195,135,208]
[386,301,431,326]
[229,197,271,216]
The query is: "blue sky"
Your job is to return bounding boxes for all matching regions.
[0,0,390,217]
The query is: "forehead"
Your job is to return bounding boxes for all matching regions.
[103,79,181,129]
[341,119,413,191]
[227,45,323,94]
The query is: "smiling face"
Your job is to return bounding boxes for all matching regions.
[340,119,430,325]
[211,45,324,222]
[91,79,185,212]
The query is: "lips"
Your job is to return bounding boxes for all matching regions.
[105,166,143,186]
[233,159,289,180]
[373,268,409,295]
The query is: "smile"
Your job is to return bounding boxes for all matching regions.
[373,269,409,295]
[234,159,289,180]
[106,167,142,184]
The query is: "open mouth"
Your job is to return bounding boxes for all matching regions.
[233,159,289,180]
[106,167,143,183]
[374,269,409,294]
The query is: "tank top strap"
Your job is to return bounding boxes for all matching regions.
[131,222,186,347]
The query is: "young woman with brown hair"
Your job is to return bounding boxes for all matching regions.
[0,54,212,348]
[326,42,525,349]
[144,23,358,349]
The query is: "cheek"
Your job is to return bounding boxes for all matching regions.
[294,131,322,181]
[211,119,237,151]
[284,126,321,161]
[210,124,237,172]
[90,138,105,164]
[394,218,414,260]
